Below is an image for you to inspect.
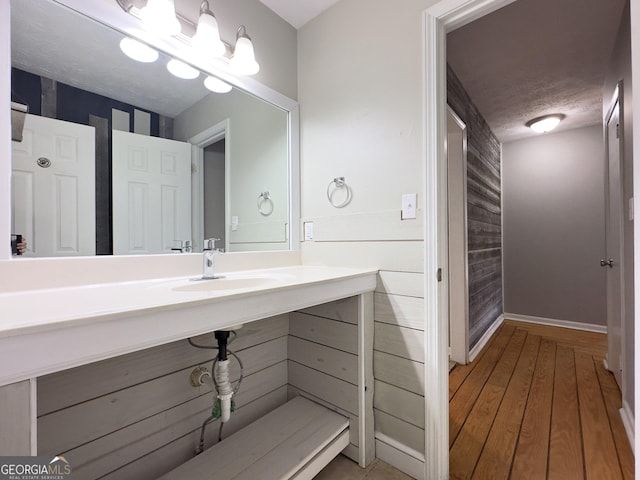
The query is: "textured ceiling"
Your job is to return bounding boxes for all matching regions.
[447,0,626,143]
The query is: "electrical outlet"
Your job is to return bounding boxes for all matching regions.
[402,193,417,220]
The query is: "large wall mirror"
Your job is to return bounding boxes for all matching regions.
[10,0,297,258]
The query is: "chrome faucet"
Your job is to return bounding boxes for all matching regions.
[202,238,224,279]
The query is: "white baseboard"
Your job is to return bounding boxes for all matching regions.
[469,314,504,362]
[619,400,635,454]
[503,313,607,334]
[375,433,424,480]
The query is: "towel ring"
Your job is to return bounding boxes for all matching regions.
[257,191,274,216]
[327,177,352,208]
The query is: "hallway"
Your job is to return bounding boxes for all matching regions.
[449,320,634,479]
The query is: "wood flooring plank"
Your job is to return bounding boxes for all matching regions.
[449,328,527,480]
[449,324,515,446]
[575,353,623,480]
[449,323,513,399]
[594,360,635,480]
[472,333,540,480]
[548,345,584,480]
[510,338,556,480]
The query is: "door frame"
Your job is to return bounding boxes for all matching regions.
[188,119,231,253]
[423,0,518,478]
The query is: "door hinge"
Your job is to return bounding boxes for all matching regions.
[616,123,621,139]
[437,268,442,282]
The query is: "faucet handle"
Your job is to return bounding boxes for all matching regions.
[204,238,221,250]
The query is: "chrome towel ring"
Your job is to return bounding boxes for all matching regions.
[327,177,352,208]
[257,191,274,216]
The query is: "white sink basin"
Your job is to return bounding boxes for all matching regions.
[170,272,296,293]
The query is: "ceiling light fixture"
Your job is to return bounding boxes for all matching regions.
[526,114,565,133]
[167,59,200,79]
[204,75,232,93]
[229,26,260,75]
[192,1,226,58]
[119,38,159,63]
[140,0,181,36]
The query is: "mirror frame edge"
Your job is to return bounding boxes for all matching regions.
[1,0,301,261]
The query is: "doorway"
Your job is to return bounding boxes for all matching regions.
[203,140,226,248]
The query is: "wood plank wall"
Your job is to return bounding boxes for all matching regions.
[447,64,503,347]
[301,215,425,476]
[37,314,289,480]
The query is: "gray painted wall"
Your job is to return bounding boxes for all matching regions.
[502,126,606,326]
[603,1,634,413]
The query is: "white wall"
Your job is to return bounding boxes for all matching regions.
[174,89,289,251]
[298,0,439,476]
[502,126,606,326]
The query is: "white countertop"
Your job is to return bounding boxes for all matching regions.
[0,264,377,386]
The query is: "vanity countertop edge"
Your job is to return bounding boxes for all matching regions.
[0,264,378,386]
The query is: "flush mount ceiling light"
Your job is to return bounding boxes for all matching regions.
[140,0,181,36]
[204,75,232,93]
[526,114,565,133]
[167,59,200,79]
[119,38,159,63]
[192,1,226,58]
[229,26,260,75]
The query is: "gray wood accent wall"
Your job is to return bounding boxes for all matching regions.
[37,314,289,480]
[288,297,362,463]
[448,64,503,347]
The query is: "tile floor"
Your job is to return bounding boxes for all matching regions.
[314,455,413,480]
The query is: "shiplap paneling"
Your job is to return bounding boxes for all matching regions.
[289,312,358,354]
[100,387,289,480]
[301,241,423,273]
[374,380,424,429]
[288,336,358,384]
[38,314,288,415]
[66,365,288,479]
[373,351,424,396]
[37,316,289,479]
[374,293,425,330]
[303,210,423,242]
[448,64,503,349]
[299,296,359,324]
[374,410,424,454]
[374,323,424,363]
[376,271,424,298]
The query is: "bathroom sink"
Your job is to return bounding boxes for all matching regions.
[172,274,287,293]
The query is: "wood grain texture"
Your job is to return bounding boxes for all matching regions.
[373,351,424,396]
[450,321,634,480]
[0,380,32,455]
[374,322,424,363]
[289,312,358,354]
[511,338,556,480]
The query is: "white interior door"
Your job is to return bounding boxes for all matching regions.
[112,130,191,254]
[447,109,469,365]
[604,98,624,388]
[11,114,95,257]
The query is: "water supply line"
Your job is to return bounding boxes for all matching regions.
[187,329,244,453]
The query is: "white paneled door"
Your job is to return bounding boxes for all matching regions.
[604,96,624,389]
[11,114,95,257]
[112,131,191,255]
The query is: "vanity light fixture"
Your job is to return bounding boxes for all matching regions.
[140,0,181,36]
[229,26,260,75]
[526,114,565,133]
[192,1,226,58]
[119,38,159,63]
[167,59,200,79]
[204,75,233,93]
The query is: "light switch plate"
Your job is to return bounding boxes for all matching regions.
[304,222,314,241]
[231,216,238,231]
[402,193,417,220]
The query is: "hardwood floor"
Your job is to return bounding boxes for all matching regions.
[449,320,634,480]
